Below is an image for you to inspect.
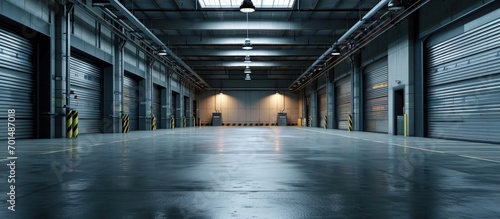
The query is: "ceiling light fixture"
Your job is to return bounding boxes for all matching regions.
[240,0,256,13]
[243,54,252,63]
[244,66,252,74]
[245,74,251,80]
[158,49,167,56]
[331,48,340,56]
[242,13,253,50]
[388,0,404,11]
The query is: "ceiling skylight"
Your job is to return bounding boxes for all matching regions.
[199,0,295,9]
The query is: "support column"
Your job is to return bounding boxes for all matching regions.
[186,86,193,127]
[54,2,72,138]
[139,59,153,130]
[327,70,335,129]
[310,81,318,128]
[175,81,184,128]
[166,72,174,129]
[301,90,307,127]
[103,37,124,133]
[351,53,362,131]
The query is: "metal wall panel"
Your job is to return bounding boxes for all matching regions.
[0,28,34,139]
[318,88,327,128]
[363,58,388,133]
[426,18,500,143]
[153,85,162,128]
[70,54,103,134]
[335,76,351,130]
[123,73,140,131]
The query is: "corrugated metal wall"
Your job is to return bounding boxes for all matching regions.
[123,74,140,131]
[318,88,327,128]
[335,76,351,130]
[0,28,34,139]
[426,18,500,143]
[153,85,162,129]
[363,58,388,133]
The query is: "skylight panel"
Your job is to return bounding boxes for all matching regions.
[199,0,295,9]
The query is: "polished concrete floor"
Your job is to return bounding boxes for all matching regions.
[1,127,500,218]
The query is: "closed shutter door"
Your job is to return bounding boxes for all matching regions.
[426,18,500,143]
[318,88,327,128]
[336,76,351,130]
[153,85,162,129]
[70,54,103,134]
[123,74,140,131]
[363,58,388,133]
[0,28,34,139]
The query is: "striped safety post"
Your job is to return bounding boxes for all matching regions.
[122,114,130,133]
[348,114,353,132]
[72,111,79,138]
[183,117,187,127]
[323,115,327,129]
[66,109,73,138]
[171,117,175,129]
[151,115,157,131]
[404,113,408,137]
[308,116,312,127]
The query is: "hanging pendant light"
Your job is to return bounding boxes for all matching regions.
[245,74,251,80]
[331,49,340,56]
[242,12,253,50]
[240,0,256,13]
[244,66,252,74]
[388,0,404,11]
[243,54,252,63]
[242,38,253,50]
[158,49,167,56]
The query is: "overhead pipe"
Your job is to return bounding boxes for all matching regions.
[71,0,205,90]
[289,0,390,89]
[96,0,209,88]
[294,0,430,91]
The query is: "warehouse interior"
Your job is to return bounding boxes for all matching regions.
[0,0,499,217]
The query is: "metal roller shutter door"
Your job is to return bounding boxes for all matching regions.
[70,54,103,134]
[318,88,327,128]
[426,18,500,143]
[153,85,162,129]
[0,28,35,139]
[123,74,140,131]
[335,76,351,130]
[363,58,388,133]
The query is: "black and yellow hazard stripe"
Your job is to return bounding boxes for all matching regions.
[323,115,327,129]
[122,114,130,133]
[183,117,187,127]
[348,114,353,131]
[171,117,175,129]
[151,115,157,131]
[66,109,73,138]
[72,111,79,138]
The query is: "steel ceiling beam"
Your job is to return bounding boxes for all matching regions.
[125,8,372,12]
[167,35,335,45]
[186,61,313,67]
[164,35,335,45]
[150,19,356,30]
[177,48,325,56]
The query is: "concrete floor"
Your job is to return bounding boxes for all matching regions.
[1,127,500,218]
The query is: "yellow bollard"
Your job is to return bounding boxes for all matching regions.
[122,114,130,133]
[66,109,73,138]
[72,111,79,138]
[348,114,353,131]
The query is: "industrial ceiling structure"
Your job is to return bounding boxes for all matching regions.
[92,0,426,90]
